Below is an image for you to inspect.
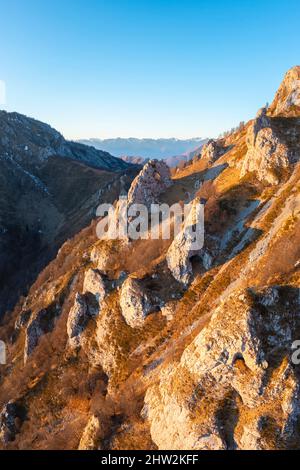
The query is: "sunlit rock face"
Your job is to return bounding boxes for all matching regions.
[166,197,205,286]
[127,159,173,209]
[119,278,153,328]
[67,293,89,350]
[144,287,300,450]
[83,269,106,303]
[268,66,300,117]
[241,107,289,184]
[201,139,227,163]
[78,415,103,450]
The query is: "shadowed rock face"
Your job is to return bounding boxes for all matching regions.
[0,401,26,444]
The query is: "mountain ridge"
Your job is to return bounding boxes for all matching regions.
[0,110,138,316]
[0,66,300,450]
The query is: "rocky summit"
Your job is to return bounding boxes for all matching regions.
[0,67,300,451]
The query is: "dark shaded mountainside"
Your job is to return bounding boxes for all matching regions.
[1,67,300,451]
[0,111,138,315]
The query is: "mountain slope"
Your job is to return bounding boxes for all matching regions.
[0,67,300,450]
[0,111,138,316]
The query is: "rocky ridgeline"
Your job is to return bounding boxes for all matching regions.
[120,278,154,328]
[0,110,129,171]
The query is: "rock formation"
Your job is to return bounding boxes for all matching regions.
[24,303,60,362]
[127,159,173,208]
[241,107,289,184]
[268,66,300,117]
[83,269,106,303]
[201,139,226,163]
[145,286,300,450]
[67,293,89,350]
[166,197,205,285]
[119,278,154,328]
[78,415,103,450]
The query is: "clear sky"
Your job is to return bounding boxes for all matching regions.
[1,0,300,140]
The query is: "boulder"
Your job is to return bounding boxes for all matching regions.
[119,278,153,328]
[90,243,112,272]
[201,139,226,163]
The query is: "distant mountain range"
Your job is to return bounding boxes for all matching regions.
[78,137,208,166]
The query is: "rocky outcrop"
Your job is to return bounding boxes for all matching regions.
[90,243,113,272]
[201,139,226,163]
[119,278,153,328]
[144,286,300,450]
[78,415,103,450]
[127,160,173,209]
[268,66,300,117]
[67,293,90,350]
[83,269,106,303]
[241,107,289,184]
[166,198,205,286]
[0,401,25,444]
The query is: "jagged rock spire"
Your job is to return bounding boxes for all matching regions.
[268,66,300,117]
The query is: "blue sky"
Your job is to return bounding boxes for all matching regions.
[1,0,299,139]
